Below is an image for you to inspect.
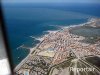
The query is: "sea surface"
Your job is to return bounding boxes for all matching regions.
[2,3,100,66]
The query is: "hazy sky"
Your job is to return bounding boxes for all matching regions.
[2,0,100,3]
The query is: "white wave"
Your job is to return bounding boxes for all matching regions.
[48,24,63,28]
[29,36,44,41]
[61,18,96,30]
[16,44,24,50]
[29,36,36,39]
[36,37,44,41]
[45,30,59,34]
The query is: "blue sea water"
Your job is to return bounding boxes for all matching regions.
[2,3,100,66]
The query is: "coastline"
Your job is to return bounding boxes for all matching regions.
[14,18,96,71]
[14,39,44,71]
[14,44,38,71]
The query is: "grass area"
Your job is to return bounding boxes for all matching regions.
[85,56,100,68]
[48,57,75,75]
[70,26,100,44]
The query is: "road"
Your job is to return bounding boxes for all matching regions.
[49,58,100,75]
